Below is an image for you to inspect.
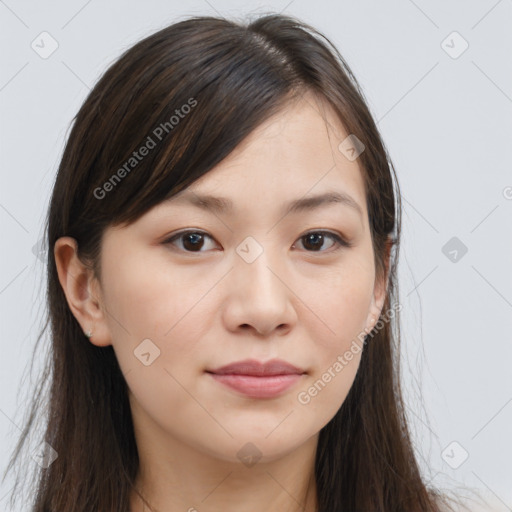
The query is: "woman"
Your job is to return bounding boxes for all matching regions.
[4,12,474,512]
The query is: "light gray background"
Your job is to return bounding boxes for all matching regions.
[1,0,511,510]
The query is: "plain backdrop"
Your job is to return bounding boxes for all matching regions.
[1,0,511,510]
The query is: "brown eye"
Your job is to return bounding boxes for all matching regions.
[293,231,351,253]
[164,231,217,252]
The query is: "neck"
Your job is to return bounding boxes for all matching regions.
[129,435,319,512]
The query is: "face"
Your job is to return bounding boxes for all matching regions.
[59,91,387,465]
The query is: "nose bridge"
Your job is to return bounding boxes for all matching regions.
[234,234,284,296]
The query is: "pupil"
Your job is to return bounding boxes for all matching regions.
[304,233,323,251]
[184,233,203,251]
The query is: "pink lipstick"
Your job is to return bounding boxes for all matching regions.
[206,358,306,399]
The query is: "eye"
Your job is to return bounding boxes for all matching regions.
[292,230,352,253]
[163,230,218,253]
[163,229,352,254]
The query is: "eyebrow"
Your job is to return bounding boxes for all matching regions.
[167,190,364,219]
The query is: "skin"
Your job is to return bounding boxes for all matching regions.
[55,91,388,512]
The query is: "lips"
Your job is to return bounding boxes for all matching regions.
[206,358,306,399]
[206,358,306,376]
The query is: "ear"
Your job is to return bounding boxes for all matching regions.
[364,238,392,333]
[54,236,111,347]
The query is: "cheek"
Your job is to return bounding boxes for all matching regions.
[295,350,362,428]
[292,254,372,419]
[102,253,220,374]
[104,257,215,436]
[296,275,369,424]
[303,254,375,348]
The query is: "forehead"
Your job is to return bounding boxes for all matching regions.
[171,92,367,215]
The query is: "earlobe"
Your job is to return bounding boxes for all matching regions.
[53,236,111,347]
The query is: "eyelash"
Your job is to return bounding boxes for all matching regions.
[162,229,353,254]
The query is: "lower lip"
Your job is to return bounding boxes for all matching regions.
[207,373,303,398]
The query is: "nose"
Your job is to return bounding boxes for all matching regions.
[221,244,297,338]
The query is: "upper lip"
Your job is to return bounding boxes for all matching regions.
[207,358,306,376]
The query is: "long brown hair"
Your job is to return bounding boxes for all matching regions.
[3,13,456,511]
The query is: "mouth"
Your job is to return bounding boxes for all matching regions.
[205,358,306,399]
